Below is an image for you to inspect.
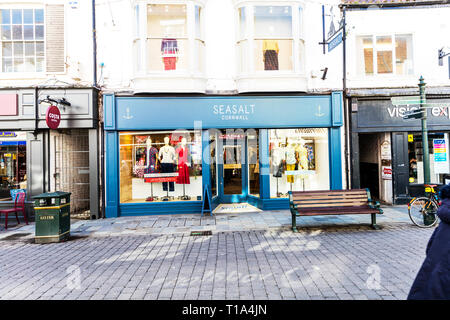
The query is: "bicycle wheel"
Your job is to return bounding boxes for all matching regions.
[408,197,439,228]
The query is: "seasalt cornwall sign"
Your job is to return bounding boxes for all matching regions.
[213,104,255,121]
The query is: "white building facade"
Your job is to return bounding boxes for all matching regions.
[0,0,101,219]
[97,0,348,217]
[343,0,450,204]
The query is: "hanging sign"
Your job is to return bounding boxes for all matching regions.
[45,105,61,129]
[433,139,449,174]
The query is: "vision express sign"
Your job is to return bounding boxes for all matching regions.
[356,98,450,129]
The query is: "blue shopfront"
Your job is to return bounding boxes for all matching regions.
[103,93,344,218]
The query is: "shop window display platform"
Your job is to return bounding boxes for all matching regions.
[0,205,412,238]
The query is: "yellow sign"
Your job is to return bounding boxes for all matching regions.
[408,134,414,142]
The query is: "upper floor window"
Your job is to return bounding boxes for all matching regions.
[1,8,45,73]
[357,34,413,76]
[134,2,204,74]
[237,4,304,75]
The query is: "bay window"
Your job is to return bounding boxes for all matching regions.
[357,34,413,76]
[236,2,304,75]
[134,1,204,75]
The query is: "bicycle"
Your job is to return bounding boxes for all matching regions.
[408,184,441,228]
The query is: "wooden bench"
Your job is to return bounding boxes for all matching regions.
[289,189,383,232]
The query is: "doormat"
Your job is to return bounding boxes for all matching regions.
[213,203,263,214]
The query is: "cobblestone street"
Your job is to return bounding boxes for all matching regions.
[0,216,433,300]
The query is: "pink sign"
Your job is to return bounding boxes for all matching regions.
[0,94,18,115]
[45,105,61,129]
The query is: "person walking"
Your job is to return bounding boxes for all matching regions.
[407,184,450,300]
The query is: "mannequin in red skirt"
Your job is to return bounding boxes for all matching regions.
[176,137,191,186]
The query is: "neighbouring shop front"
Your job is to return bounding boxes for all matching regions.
[351,96,450,204]
[0,88,100,219]
[103,93,344,217]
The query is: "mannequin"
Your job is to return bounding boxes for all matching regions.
[145,137,159,174]
[272,142,285,197]
[176,137,191,200]
[161,29,179,70]
[263,39,279,70]
[145,137,159,201]
[159,136,176,195]
[285,140,296,187]
[296,139,309,191]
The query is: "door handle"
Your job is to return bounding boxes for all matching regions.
[399,164,405,167]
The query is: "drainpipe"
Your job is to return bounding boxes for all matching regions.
[342,6,350,190]
[92,0,97,87]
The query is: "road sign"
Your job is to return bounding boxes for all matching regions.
[402,109,424,120]
[328,32,343,52]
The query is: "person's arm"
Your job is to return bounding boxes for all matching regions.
[437,203,450,224]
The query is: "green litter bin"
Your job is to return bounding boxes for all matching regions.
[33,192,71,244]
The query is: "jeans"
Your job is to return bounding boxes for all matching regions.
[161,162,175,192]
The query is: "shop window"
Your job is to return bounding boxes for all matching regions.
[0,131,27,200]
[209,131,217,197]
[248,130,259,196]
[269,128,329,198]
[237,7,248,73]
[254,6,292,71]
[119,130,202,203]
[146,4,188,72]
[408,132,450,184]
[357,34,413,76]
[0,8,45,73]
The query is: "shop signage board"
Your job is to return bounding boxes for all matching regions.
[433,138,449,174]
[45,105,61,129]
[356,99,450,129]
[115,96,337,130]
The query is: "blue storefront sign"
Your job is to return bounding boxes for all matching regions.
[103,93,344,218]
[328,32,343,52]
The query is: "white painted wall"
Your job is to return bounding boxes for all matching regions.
[346,6,450,89]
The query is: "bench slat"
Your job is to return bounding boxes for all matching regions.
[292,194,368,199]
[298,210,380,216]
[297,202,369,208]
[293,197,369,204]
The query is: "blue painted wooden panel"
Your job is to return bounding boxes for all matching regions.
[103,94,116,130]
[329,127,343,190]
[105,131,119,218]
[119,202,203,216]
[114,96,334,130]
[331,91,343,127]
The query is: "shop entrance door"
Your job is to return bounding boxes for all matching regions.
[217,130,248,203]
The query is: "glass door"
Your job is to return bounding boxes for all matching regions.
[217,130,248,203]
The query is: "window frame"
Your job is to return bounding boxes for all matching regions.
[357,33,414,77]
[235,2,305,77]
[0,6,46,75]
[134,1,205,77]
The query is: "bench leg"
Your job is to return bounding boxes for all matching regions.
[292,214,298,233]
[371,213,381,230]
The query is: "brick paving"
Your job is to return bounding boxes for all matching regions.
[0,219,433,300]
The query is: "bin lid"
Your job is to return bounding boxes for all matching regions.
[33,191,71,199]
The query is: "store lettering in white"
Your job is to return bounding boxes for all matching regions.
[213,104,255,121]
[388,105,450,119]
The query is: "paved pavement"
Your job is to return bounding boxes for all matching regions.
[0,205,413,238]
[0,205,435,300]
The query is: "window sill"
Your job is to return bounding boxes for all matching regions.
[131,73,207,93]
[0,73,47,80]
[236,73,308,93]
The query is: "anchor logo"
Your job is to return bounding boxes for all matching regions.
[123,107,134,120]
[315,105,325,117]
